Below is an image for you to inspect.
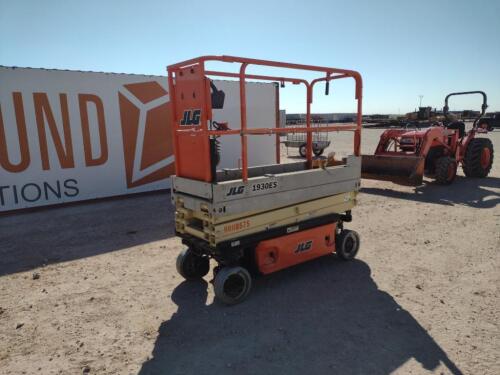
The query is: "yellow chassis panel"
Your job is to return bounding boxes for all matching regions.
[175,191,357,246]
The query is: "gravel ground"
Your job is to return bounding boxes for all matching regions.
[1,129,499,375]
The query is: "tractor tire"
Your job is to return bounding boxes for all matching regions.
[313,148,324,156]
[435,156,457,185]
[335,229,360,261]
[176,248,210,280]
[462,138,494,178]
[213,266,252,305]
[299,144,307,157]
[424,146,444,176]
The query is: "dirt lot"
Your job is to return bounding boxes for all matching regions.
[1,129,499,375]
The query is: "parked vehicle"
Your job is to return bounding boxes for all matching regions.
[362,91,494,185]
[283,125,331,156]
[478,112,500,131]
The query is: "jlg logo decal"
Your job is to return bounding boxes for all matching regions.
[226,186,245,196]
[180,109,201,126]
[295,240,313,253]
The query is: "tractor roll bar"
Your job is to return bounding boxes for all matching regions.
[443,91,488,128]
[167,55,363,182]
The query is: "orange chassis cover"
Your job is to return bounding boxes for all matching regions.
[255,223,336,274]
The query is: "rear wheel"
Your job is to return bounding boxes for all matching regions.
[176,248,210,280]
[299,144,307,157]
[435,156,457,185]
[335,229,360,260]
[213,266,252,305]
[463,138,494,177]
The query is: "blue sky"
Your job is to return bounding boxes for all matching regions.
[1,0,499,114]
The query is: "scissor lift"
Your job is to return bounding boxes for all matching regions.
[168,56,363,304]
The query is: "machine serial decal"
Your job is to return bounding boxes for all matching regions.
[251,181,278,192]
[294,240,313,253]
[180,109,201,126]
[223,220,251,233]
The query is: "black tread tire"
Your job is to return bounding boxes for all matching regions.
[299,144,307,157]
[336,229,360,261]
[462,138,494,178]
[434,156,457,185]
[313,148,324,156]
[424,147,444,176]
[213,266,252,305]
[176,248,210,280]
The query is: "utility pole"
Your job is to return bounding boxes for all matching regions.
[418,95,424,108]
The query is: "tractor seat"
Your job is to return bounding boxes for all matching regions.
[446,121,465,138]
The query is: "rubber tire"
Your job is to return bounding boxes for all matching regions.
[462,138,494,178]
[313,148,324,156]
[336,229,360,261]
[434,156,457,185]
[176,248,210,280]
[299,144,307,157]
[213,266,252,305]
[424,147,444,176]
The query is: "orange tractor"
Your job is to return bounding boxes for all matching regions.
[362,91,494,185]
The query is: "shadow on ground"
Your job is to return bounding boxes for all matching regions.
[0,192,174,276]
[284,154,306,160]
[361,176,500,208]
[138,258,463,375]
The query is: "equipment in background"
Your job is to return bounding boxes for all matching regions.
[168,55,363,304]
[283,123,331,157]
[362,91,494,185]
[478,112,500,131]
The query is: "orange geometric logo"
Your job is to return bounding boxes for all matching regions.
[118,81,174,188]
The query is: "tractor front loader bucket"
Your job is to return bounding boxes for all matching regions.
[361,155,425,186]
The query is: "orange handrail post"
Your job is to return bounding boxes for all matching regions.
[239,63,249,181]
[167,70,180,174]
[306,84,313,168]
[355,73,363,156]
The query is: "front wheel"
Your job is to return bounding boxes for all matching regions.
[435,156,457,185]
[213,266,252,305]
[313,148,324,156]
[335,229,360,260]
[176,248,210,280]
[463,138,494,178]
